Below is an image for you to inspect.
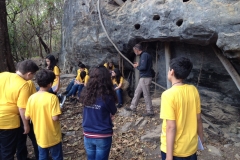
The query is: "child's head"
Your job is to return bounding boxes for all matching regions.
[80,71,86,80]
[16,60,39,80]
[107,60,113,68]
[78,61,83,67]
[36,69,56,88]
[112,68,121,77]
[79,64,86,71]
[82,65,116,106]
[169,57,193,80]
[45,54,57,70]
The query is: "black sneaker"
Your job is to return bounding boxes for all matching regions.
[125,107,136,112]
[69,97,77,102]
[72,98,78,105]
[142,113,154,118]
[117,104,123,108]
[62,91,68,95]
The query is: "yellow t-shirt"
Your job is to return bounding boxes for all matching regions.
[76,75,90,85]
[112,77,123,87]
[25,92,62,148]
[160,84,201,157]
[27,80,37,95]
[104,63,115,71]
[0,72,30,129]
[77,68,89,75]
[52,66,60,87]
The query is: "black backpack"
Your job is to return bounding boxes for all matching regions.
[151,68,155,78]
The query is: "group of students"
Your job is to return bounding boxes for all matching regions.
[0,59,63,160]
[0,53,125,160]
[0,44,203,160]
[61,60,124,108]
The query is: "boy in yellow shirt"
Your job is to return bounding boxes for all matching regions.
[25,69,63,160]
[17,80,39,160]
[160,57,203,160]
[0,60,39,160]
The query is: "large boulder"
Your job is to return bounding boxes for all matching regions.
[61,0,240,127]
[61,0,240,71]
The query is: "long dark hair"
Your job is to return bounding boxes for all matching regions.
[81,65,117,106]
[45,54,59,71]
[113,68,122,84]
[80,71,86,80]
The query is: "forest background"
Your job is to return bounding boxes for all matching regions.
[0,0,63,72]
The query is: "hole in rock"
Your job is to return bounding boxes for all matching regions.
[176,19,183,27]
[134,24,141,30]
[183,0,189,2]
[115,28,117,31]
[153,15,160,21]
[82,3,85,5]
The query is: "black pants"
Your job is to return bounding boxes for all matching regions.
[0,128,19,160]
[161,151,197,160]
[17,120,39,160]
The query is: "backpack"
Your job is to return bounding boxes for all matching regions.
[121,78,129,91]
[151,68,156,78]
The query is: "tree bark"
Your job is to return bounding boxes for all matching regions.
[26,18,50,54]
[0,0,15,72]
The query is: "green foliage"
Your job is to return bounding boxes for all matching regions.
[6,0,64,61]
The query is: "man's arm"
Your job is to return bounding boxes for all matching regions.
[197,113,204,143]
[137,53,148,71]
[166,119,176,160]
[19,108,30,134]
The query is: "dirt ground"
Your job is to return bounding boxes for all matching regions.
[24,97,240,160]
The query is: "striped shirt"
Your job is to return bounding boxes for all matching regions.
[83,132,113,138]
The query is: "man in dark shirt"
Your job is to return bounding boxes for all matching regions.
[126,43,154,117]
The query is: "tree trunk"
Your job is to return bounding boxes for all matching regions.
[38,36,50,54]
[39,38,43,58]
[0,0,15,72]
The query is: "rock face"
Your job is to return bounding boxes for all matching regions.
[61,0,240,125]
[61,0,240,86]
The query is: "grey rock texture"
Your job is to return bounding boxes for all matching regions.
[207,145,222,157]
[61,0,240,69]
[61,0,240,129]
[120,122,132,132]
[141,125,162,142]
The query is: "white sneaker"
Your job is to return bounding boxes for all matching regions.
[60,95,66,108]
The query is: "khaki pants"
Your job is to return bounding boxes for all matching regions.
[130,77,153,114]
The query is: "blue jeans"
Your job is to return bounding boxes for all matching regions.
[114,85,123,104]
[161,151,197,160]
[78,84,84,98]
[38,142,63,160]
[84,136,112,160]
[65,79,75,93]
[66,84,79,97]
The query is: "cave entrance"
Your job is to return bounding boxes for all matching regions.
[119,41,240,100]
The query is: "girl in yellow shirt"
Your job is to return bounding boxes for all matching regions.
[45,54,60,94]
[63,71,89,102]
[104,60,115,72]
[111,68,123,108]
